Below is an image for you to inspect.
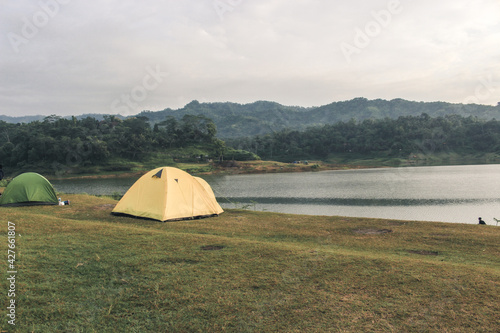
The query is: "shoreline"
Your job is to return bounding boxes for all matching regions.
[6,155,500,182]
[43,160,384,181]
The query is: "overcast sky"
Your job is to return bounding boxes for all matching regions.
[1,0,499,117]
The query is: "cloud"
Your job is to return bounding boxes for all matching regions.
[1,0,499,117]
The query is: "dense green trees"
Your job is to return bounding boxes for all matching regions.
[135,99,500,138]
[2,112,500,173]
[227,114,500,161]
[0,114,223,172]
[3,99,500,139]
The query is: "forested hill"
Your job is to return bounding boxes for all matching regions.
[137,100,312,138]
[138,98,500,138]
[2,98,499,138]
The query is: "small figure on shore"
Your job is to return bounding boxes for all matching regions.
[478,217,486,225]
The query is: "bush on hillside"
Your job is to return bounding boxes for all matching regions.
[225,149,261,161]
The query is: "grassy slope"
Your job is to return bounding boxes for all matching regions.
[1,194,499,332]
[326,152,500,168]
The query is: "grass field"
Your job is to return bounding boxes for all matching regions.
[1,194,499,332]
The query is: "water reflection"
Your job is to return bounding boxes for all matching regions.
[51,177,136,196]
[219,196,498,207]
[51,164,500,225]
[207,164,500,225]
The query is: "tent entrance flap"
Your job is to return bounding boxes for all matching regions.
[152,169,163,179]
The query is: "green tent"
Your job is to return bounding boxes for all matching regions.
[0,172,58,207]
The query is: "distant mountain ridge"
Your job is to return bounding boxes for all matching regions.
[0,115,46,123]
[2,98,499,138]
[135,98,500,137]
[0,113,126,124]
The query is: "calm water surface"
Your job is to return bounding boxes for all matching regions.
[52,165,500,225]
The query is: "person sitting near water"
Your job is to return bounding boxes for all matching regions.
[478,217,486,225]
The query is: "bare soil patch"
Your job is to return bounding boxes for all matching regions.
[407,250,439,256]
[200,245,226,251]
[353,228,393,235]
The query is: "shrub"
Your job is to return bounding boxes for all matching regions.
[225,149,261,161]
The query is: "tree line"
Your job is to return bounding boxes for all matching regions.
[0,114,227,172]
[226,114,500,161]
[2,113,499,173]
[136,98,500,138]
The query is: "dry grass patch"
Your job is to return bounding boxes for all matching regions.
[1,194,499,332]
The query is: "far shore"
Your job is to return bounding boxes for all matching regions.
[41,160,387,181]
[3,154,500,182]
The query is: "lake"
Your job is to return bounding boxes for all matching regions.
[51,164,500,225]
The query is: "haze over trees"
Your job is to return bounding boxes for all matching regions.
[227,114,500,161]
[1,98,500,173]
[0,114,227,173]
[136,98,500,138]
[2,98,500,138]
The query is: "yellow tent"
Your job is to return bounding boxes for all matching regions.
[112,167,223,222]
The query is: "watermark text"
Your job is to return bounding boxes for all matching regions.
[110,65,168,115]
[7,221,17,326]
[340,0,403,63]
[463,74,500,105]
[213,0,244,21]
[7,0,71,53]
